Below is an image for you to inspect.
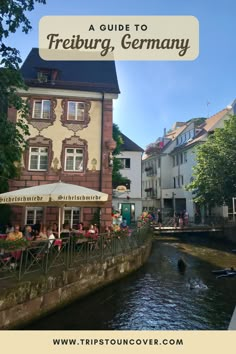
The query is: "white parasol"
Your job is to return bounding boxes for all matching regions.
[0,181,108,236]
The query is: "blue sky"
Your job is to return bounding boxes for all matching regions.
[6,0,236,149]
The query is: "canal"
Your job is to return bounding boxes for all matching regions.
[23,234,236,330]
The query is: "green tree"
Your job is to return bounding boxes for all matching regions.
[0,0,46,192]
[112,123,130,189]
[186,115,236,206]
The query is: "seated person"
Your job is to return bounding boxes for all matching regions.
[6,224,24,261]
[5,223,14,234]
[86,224,99,240]
[32,222,42,236]
[94,224,99,235]
[36,225,48,240]
[60,222,71,238]
[52,223,59,238]
[120,218,128,229]
[6,224,23,241]
[23,225,35,241]
[46,228,55,249]
[78,222,85,232]
[74,222,85,237]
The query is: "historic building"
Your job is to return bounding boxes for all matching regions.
[8,48,120,229]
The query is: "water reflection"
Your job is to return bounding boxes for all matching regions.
[23,235,236,330]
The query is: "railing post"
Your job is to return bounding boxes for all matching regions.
[44,242,49,274]
[100,235,104,261]
[17,248,24,281]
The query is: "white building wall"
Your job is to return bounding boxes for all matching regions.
[112,150,143,221]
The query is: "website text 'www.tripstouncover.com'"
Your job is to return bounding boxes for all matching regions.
[52,337,184,347]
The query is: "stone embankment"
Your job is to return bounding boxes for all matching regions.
[0,237,152,329]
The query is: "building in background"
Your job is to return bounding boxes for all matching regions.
[112,133,143,225]
[142,124,186,213]
[7,48,120,229]
[142,103,234,222]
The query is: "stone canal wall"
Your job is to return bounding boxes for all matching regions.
[222,224,236,244]
[0,240,152,329]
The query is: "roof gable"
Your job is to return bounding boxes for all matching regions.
[120,133,144,152]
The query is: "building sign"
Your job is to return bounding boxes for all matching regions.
[0,194,107,204]
[57,195,103,201]
[0,196,44,204]
[116,185,127,192]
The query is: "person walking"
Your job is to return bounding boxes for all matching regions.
[157,209,162,228]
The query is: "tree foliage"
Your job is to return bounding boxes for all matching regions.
[0,0,46,192]
[112,123,130,188]
[186,115,236,206]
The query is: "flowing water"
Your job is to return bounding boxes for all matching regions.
[23,234,236,330]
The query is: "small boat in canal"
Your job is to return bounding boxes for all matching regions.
[212,268,235,275]
[212,268,236,278]
[216,272,236,279]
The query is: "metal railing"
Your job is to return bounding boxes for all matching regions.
[0,226,151,282]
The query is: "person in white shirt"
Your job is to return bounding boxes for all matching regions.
[46,228,55,249]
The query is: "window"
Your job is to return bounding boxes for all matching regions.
[184,152,187,162]
[37,71,49,83]
[173,177,176,188]
[32,100,51,119]
[190,129,194,139]
[29,147,48,171]
[67,101,85,121]
[64,207,80,229]
[180,153,183,164]
[173,156,175,167]
[176,154,179,165]
[25,207,43,225]
[65,148,84,172]
[119,158,131,169]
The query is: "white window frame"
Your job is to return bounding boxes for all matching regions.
[29,147,48,171]
[64,148,84,172]
[32,99,51,119]
[67,101,85,121]
[25,207,43,225]
[119,158,131,169]
[63,207,80,229]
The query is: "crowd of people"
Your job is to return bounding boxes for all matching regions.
[1,220,130,243]
[139,209,189,228]
[2,221,103,242]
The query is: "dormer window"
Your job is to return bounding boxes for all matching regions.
[37,71,49,83]
[36,69,59,83]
